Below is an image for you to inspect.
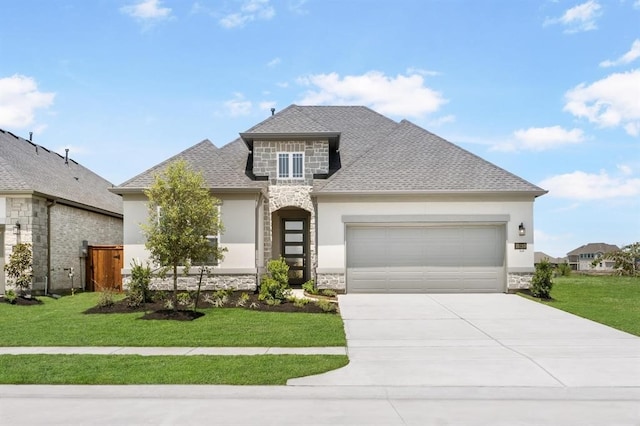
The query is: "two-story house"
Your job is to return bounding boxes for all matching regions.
[567,243,620,272]
[111,105,546,293]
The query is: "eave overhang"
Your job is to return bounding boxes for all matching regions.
[240,132,341,152]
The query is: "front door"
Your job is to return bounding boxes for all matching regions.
[282,219,307,286]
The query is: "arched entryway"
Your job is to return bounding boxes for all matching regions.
[271,207,310,286]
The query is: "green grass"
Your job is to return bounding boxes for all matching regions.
[521,275,640,336]
[0,293,346,347]
[0,354,349,385]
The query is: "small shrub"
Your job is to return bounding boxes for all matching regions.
[248,302,259,309]
[177,292,194,308]
[259,258,291,303]
[292,297,310,308]
[315,299,337,313]
[235,292,250,307]
[320,289,337,298]
[556,262,571,277]
[265,297,282,306]
[127,291,144,308]
[531,259,554,299]
[4,289,17,304]
[302,280,317,295]
[163,299,174,310]
[128,260,153,303]
[97,289,115,308]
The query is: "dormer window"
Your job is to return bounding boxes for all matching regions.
[278,152,304,179]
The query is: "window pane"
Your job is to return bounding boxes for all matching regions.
[285,258,304,267]
[288,270,303,279]
[278,153,289,178]
[285,233,304,242]
[292,153,303,178]
[205,236,218,265]
[285,245,304,255]
[285,221,303,230]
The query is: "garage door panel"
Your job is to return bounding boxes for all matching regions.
[347,225,505,293]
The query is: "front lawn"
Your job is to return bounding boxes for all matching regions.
[0,354,348,385]
[521,275,640,336]
[0,292,346,347]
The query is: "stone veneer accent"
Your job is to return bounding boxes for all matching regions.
[507,272,533,291]
[126,274,257,292]
[252,140,329,185]
[265,185,316,277]
[316,273,346,292]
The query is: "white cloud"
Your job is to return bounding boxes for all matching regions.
[289,0,308,15]
[259,101,276,111]
[296,71,447,118]
[635,0,640,9]
[600,39,640,68]
[220,0,275,29]
[538,170,640,200]
[276,82,289,88]
[406,67,441,77]
[544,0,602,33]
[428,115,456,127]
[224,93,252,116]
[120,0,172,21]
[267,57,281,67]
[617,164,633,176]
[491,126,585,152]
[0,74,55,128]
[564,69,640,136]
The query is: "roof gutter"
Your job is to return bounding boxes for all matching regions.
[311,189,549,198]
[1,190,123,218]
[110,187,265,196]
[239,132,341,151]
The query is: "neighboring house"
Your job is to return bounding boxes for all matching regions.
[534,251,567,268]
[0,129,123,294]
[111,105,546,294]
[567,243,620,272]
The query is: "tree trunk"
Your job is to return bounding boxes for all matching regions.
[172,264,178,311]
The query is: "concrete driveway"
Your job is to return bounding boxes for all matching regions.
[289,293,640,387]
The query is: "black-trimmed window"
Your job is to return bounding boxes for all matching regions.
[277,152,304,179]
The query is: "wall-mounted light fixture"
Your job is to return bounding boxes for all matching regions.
[518,222,526,237]
[13,222,21,235]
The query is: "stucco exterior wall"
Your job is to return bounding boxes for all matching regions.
[120,192,259,290]
[315,195,537,291]
[49,203,123,291]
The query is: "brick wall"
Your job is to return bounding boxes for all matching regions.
[49,203,123,291]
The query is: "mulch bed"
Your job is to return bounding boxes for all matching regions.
[516,289,555,301]
[83,291,337,320]
[1,296,43,306]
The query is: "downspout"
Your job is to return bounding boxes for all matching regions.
[255,191,265,290]
[46,199,56,295]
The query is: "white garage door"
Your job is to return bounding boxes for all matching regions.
[346,225,505,293]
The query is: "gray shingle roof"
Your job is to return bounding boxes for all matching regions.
[317,119,546,194]
[115,139,264,192]
[567,243,619,256]
[114,105,546,196]
[0,129,122,215]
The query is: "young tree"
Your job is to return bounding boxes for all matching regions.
[592,242,640,277]
[141,159,224,309]
[4,243,33,295]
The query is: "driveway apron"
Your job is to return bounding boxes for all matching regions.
[288,293,640,387]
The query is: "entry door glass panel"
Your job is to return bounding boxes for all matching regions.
[282,219,306,285]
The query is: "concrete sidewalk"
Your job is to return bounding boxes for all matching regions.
[0,346,347,356]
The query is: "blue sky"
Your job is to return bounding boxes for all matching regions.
[0,0,638,258]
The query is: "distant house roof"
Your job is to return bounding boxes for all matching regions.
[113,105,547,197]
[0,129,122,216]
[534,251,566,264]
[567,243,620,256]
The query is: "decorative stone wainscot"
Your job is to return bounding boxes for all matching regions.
[507,272,533,291]
[123,274,257,292]
[316,273,345,292]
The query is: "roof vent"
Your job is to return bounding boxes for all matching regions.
[270,108,275,116]
[65,148,69,165]
[29,132,33,141]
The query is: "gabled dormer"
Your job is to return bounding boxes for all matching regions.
[240,105,340,185]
